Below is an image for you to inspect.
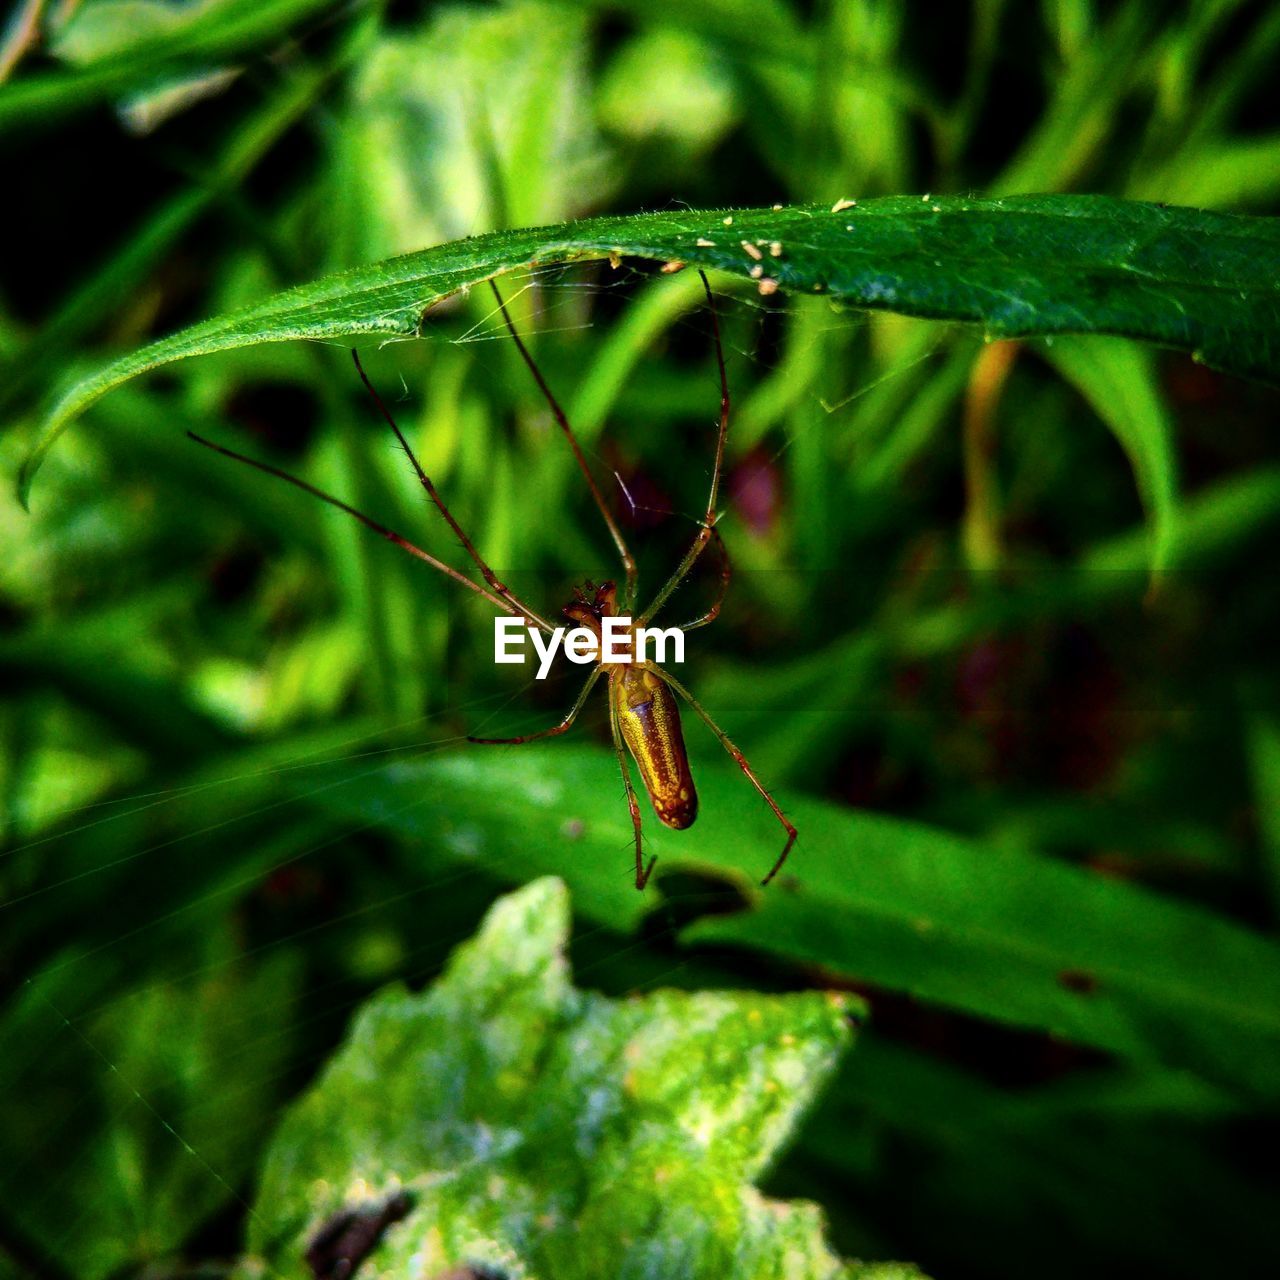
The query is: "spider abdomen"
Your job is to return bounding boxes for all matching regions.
[611,663,698,829]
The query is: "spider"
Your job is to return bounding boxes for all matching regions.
[191,271,795,889]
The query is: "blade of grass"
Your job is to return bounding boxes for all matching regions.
[0,0,338,133]
[0,9,376,415]
[1043,334,1179,574]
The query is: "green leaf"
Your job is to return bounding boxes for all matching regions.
[0,0,336,133]
[1247,711,1280,919]
[0,6,373,417]
[596,27,739,155]
[2,951,299,1280]
[19,196,1280,506]
[1043,334,1179,572]
[341,0,609,259]
[298,747,1280,1100]
[51,0,240,65]
[243,877,913,1280]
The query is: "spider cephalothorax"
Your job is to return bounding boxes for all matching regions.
[562,580,618,634]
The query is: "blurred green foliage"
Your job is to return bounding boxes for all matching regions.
[2,2,1280,1278]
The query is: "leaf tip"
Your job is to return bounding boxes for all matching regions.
[15,445,42,512]
[18,396,78,511]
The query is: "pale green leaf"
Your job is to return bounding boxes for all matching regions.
[242,878,916,1280]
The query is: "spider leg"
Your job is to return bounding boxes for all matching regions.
[668,527,731,633]
[351,350,556,632]
[653,668,796,886]
[610,691,654,890]
[637,271,731,627]
[188,433,546,629]
[489,279,640,611]
[469,669,602,744]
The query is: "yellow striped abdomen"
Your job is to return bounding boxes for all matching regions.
[611,664,698,829]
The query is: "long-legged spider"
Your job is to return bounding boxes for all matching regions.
[191,271,795,889]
